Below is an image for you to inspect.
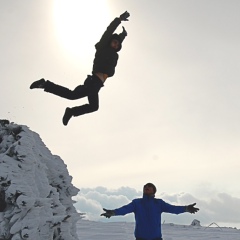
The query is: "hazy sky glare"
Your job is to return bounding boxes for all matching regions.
[1,0,240,199]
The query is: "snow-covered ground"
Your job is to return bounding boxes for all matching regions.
[77,220,240,240]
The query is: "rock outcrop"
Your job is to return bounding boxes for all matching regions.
[0,120,80,240]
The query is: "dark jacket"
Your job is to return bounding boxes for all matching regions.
[114,195,186,240]
[92,18,126,77]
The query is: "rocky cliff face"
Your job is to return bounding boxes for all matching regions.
[0,120,80,240]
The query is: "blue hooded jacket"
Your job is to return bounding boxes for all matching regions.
[114,195,186,240]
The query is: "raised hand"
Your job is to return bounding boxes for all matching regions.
[120,11,130,21]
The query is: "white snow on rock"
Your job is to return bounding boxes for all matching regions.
[0,120,80,240]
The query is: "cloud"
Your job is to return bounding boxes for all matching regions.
[157,191,240,226]
[80,186,142,200]
[74,186,141,222]
[74,196,102,221]
[199,192,240,224]
[74,187,240,227]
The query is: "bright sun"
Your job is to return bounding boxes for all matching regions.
[53,0,110,59]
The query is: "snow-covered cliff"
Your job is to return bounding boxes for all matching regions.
[0,120,80,240]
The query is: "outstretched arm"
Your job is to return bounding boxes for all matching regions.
[160,200,199,215]
[95,11,130,49]
[101,200,135,218]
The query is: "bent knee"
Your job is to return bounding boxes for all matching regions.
[89,104,99,112]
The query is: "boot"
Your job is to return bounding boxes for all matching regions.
[30,78,46,89]
[62,107,73,126]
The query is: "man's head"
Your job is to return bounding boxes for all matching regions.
[110,39,121,51]
[143,183,157,196]
[110,34,122,52]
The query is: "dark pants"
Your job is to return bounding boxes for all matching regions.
[44,75,103,116]
[136,238,162,240]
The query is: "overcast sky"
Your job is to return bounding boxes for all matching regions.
[1,0,240,212]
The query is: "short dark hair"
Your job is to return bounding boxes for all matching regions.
[144,183,157,194]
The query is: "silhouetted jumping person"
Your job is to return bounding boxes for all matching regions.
[30,11,130,125]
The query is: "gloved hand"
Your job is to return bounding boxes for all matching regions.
[120,11,130,21]
[121,26,127,37]
[186,203,199,214]
[100,208,115,218]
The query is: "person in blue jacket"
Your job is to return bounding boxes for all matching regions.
[101,183,199,240]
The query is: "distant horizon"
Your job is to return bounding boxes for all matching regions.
[79,218,239,230]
